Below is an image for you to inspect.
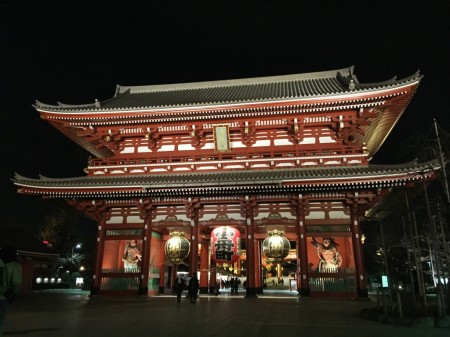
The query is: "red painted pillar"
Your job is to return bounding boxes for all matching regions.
[245,211,257,297]
[296,199,310,296]
[351,208,367,298]
[140,212,152,295]
[199,240,209,293]
[171,264,178,285]
[189,211,199,276]
[253,240,262,293]
[92,217,106,295]
[209,258,217,293]
[159,239,166,294]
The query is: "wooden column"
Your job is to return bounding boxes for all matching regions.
[199,240,209,294]
[209,258,217,293]
[170,264,178,290]
[295,195,310,296]
[91,215,106,295]
[245,202,257,297]
[158,239,166,294]
[254,240,263,294]
[139,204,153,295]
[189,211,199,276]
[351,205,368,298]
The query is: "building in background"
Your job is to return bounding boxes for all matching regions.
[0,222,61,293]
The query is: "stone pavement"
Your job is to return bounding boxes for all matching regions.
[2,289,449,337]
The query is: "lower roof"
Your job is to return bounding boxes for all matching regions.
[13,160,439,199]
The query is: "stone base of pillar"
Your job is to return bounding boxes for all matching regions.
[300,288,310,297]
[90,287,99,296]
[138,287,148,295]
[358,288,368,298]
[158,286,165,295]
[255,286,264,294]
[199,287,209,294]
[245,287,258,298]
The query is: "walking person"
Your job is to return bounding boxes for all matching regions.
[214,281,220,296]
[235,278,240,293]
[0,245,22,337]
[173,274,185,304]
[188,273,199,303]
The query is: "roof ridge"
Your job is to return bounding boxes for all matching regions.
[116,67,353,95]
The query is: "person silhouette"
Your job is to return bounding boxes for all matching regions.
[188,273,199,303]
[173,275,185,304]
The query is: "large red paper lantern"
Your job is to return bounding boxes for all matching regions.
[262,230,290,262]
[211,226,241,263]
[165,231,190,265]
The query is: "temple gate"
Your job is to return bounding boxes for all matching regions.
[14,67,439,299]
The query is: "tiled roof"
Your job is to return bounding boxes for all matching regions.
[13,160,438,196]
[34,67,422,112]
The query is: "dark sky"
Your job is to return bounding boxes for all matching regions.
[1,1,449,232]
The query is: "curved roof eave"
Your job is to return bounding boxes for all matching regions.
[33,67,421,114]
[12,159,440,192]
[35,80,421,117]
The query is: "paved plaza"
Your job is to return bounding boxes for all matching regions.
[2,289,449,337]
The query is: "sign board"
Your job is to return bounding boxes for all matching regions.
[213,125,230,152]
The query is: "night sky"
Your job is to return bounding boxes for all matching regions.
[2,1,449,234]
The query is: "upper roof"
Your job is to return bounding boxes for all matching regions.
[34,66,422,112]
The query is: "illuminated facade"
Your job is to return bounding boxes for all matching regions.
[14,67,439,298]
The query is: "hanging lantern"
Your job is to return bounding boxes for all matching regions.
[164,231,190,265]
[262,229,290,262]
[210,226,241,263]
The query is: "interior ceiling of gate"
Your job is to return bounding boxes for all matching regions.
[145,201,349,236]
